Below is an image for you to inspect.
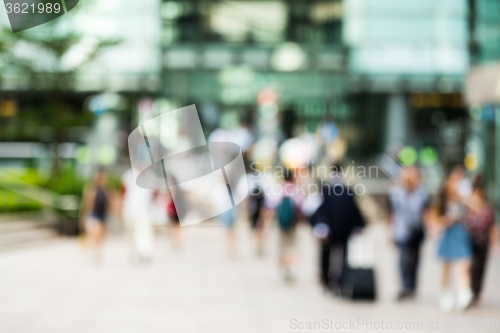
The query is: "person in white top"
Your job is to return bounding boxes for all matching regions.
[120,168,157,262]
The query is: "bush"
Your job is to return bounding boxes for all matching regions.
[46,168,85,196]
[0,189,43,214]
[0,166,84,215]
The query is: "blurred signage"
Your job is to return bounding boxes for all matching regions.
[409,93,463,109]
[0,100,17,117]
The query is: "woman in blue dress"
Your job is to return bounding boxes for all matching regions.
[219,208,237,258]
[432,166,473,312]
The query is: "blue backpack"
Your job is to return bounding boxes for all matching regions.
[277,196,296,230]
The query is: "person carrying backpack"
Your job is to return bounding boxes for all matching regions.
[276,171,298,282]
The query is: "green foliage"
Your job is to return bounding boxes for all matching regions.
[1,27,121,90]
[45,166,85,195]
[0,168,46,187]
[0,189,43,214]
[0,0,122,178]
[0,167,83,214]
[0,1,123,215]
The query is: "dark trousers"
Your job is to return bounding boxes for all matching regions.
[320,240,347,290]
[470,242,489,299]
[398,242,422,293]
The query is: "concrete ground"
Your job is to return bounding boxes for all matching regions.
[0,221,499,333]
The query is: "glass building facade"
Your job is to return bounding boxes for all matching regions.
[159,0,347,140]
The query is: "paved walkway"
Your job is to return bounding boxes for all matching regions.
[0,222,499,333]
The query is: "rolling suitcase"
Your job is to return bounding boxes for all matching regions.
[341,233,376,301]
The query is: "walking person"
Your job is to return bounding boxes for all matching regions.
[120,168,157,263]
[274,170,299,282]
[309,164,365,294]
[219,208,237,259]
[388,166,428,301]
[165,188,183,251]
[248,170,266,257]
[464,174,499,305]
[80,169,111,263]
[429,166,474,312]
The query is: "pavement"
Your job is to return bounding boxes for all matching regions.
[0,221,499,333]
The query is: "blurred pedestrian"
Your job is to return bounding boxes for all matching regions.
[80,168,110,263]
[309,164,365,294]
[248,170,266,257]
[219,208,237,259]
[464,174,499,305]
[388,166,428,301]
[166,188,183,251]
[429,166,473,312]
[209,115,251,259]
[275,170,298,282]
[120,168,157,263]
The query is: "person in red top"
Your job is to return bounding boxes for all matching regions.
[464,174,499,305]
[166,187,183,251]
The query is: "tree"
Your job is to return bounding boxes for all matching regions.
[0,3,120,178]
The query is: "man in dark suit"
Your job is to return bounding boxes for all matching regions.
[309,165,366,293]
